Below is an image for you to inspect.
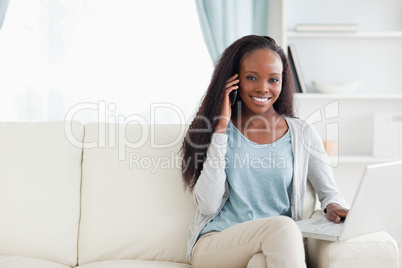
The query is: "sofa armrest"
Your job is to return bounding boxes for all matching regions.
[304,217,399,268]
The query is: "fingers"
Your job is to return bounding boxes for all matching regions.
[326,203,349,223]
[330,212,341,223]
[328,208,349,223]
[225,74,239,93]
[215,75,240,133]
[226,74,239,86]
[227,73,238,84]
[226,84,239,94]
[337,208,349,218]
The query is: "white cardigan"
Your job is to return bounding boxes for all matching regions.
[186,116,346,260]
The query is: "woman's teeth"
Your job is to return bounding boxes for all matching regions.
[252,96,269,103]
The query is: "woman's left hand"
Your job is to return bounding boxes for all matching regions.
[326,203,349,223]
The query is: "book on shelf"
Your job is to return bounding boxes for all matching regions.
[287,44,307,93]
[295,24,358,32]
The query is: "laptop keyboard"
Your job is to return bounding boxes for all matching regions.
[311,222,343,236]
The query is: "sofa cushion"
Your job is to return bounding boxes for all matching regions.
[307,231,399,268]
[0,256,71,268]
[77,259,191,268]
[0,122,84,267]
[79,123,196,265]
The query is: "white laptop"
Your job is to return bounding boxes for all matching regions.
[296,161,402,241]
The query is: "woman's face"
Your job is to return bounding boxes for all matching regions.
[238,48,283,117]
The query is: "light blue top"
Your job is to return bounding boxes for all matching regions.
[200,121,293,235]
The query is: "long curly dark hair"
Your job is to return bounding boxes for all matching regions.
[180,35,295,191]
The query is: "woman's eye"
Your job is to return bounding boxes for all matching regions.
[246,76,257,81]
[269,78,279,83]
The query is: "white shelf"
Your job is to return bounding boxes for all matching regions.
[287,31,402,38]
[329,155,402,164]
[294,93,402,100]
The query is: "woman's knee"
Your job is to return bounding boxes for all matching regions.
[270,215,298,228]
[264,216,302,239]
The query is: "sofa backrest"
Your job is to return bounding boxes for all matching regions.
[78,123,196,265]
[0,121,84,267]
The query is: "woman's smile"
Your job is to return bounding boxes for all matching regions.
[250,95,272,105]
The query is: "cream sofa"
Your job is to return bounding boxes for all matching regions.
[0,121,399,268]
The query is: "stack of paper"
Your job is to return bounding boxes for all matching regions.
[373,113,402,158]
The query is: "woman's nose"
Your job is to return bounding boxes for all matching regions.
[256,81,269,93]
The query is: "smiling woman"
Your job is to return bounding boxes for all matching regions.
[180,35,348,268]
[0,0,212,123]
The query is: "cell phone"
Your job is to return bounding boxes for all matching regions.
[229,89,238,105]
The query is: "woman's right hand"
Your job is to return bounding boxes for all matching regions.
[214,74,239,133]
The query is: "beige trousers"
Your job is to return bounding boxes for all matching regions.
[191,216,306,268]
